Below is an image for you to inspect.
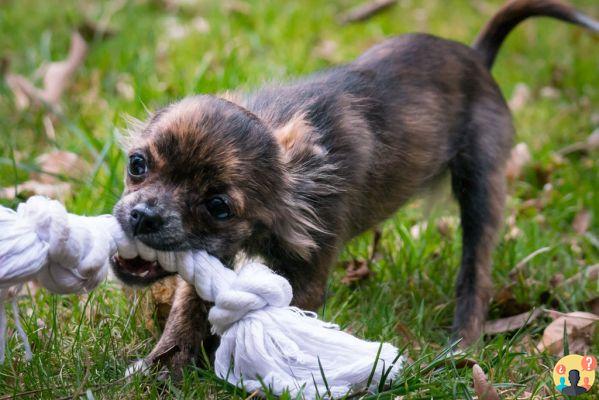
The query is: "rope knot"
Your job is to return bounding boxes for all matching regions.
[1,196,119,294]
[208,262,292,335]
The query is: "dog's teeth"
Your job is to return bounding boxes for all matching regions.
[136,240,157,261]
[139,270,149,278]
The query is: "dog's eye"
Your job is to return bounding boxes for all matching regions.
[128,154,147,177]
[205,196,233,220]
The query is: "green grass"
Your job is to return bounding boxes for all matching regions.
[0,0,598,398]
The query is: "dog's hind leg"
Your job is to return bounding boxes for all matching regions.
[449,107,512,346]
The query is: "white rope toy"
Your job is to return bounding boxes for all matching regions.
[0,196,403,397]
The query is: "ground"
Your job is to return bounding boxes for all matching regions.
[0,0,597,398]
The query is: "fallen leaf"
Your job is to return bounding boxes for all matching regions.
[0,181,71,201]
[42,115,56,140]
[549,273,564,287]
[191,16,210,34]
[504,213,522,241]
[505,142,531,181]
[539,86,560,99]
[561,264,599,287]
[77,19,118,42]
[508,83,531,111]
[223,0,251,15]
[34,31,87,104]
[472,364,500,400]
[585,298,599,316]
[5,74,31,110]
[5,31,87,111]
[341,259,372,285]
[33,150,87,183]
[315,40,339,63]
[571,209,591,235]
[339,0,397,25]
[436,216,458,238]
[536,311,598,355]
[490,284,532,317]
[115,74,135,101]
[410,221,427,239]
[0,150,86,202]
[163,16,211,40]
[484,308,543,335]
[557,128,599,156]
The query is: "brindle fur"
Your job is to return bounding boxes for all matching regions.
[112,0,598,375]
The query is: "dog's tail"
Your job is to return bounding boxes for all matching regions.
[473,0,598,69]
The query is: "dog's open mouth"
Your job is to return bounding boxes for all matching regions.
[111,254,174,286]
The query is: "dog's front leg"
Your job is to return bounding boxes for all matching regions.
[139,278,218,380]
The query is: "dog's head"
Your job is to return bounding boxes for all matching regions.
[111,95,323,285]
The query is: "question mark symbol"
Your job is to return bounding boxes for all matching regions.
[581,356,597,371]
[557,364,566,374]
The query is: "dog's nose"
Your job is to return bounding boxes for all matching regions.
[129,204,163,235]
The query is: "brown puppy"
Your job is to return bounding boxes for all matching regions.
[111,0,598,375]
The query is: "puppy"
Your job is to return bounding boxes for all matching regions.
[111,0,598,375]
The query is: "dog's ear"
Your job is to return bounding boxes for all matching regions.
[273,114,326,163]
[270,114,338,260]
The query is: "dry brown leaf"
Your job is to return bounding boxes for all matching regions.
[561,264,599,287]
[115,74,135,100]
[315,40,339,63]
[0,150,86,201]
[572,209,591,235]
[0,181,71,201]
[410,221,427,239]
[341,259,372,285]
[508,83,531,111]
[585,298,599,316]
[472,364,500,400]
[540,86,560,99]
[490,284,532,318]
[536,311,598,355]
[484,308,542,335]
[5,31,87,111]
[504,213,522,241]
[77,20,118,42]
[557,128,599,156]
[339,0,397,25]
[436,216,458,238]
[33,150,87,183]
[549,273,564,287]
[505,142,531,181]
[163,16,210,40]
[223,0,251,15]
[5,74,32,110]
[191,16,210,34]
